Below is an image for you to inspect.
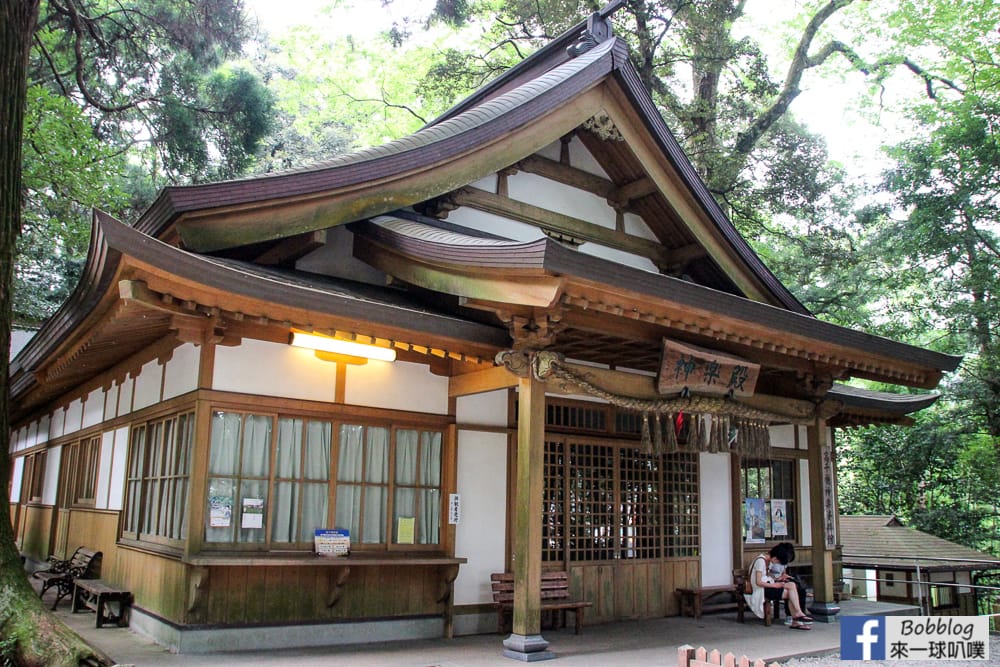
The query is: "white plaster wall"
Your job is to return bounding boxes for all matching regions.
[10,329,36,358]
[345,360,448,414]
[133,358,163,411]
[107,426,129,511]
[295,226,388,285]
[213,338,339,402]
[10,457,24,502]
[445,207,543,243]
[535,137,608,177]
[798,458,811,547]
[118,378,134,416]
[36,415,49,447]
[454,430,508,605]
[455,390,508,428]
[103,384,120,421]
[162,343,200,400]
[49,408,65,440]
[700,452,733,586]
[797,425,808,444]
[108,426,128,510]
[769,424,795,449]
[510,173,617,231]
[10,426,25,454]
[82,387,105,430]
[64,399,83,436]
[577,243,658,272]
[96,430,115,510]
[42,445,61,506]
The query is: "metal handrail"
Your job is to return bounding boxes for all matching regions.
[834,553,1000,617]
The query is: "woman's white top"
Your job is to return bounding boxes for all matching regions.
[744,554,772,619]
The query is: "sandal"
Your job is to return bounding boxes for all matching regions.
[794,615,814,623]
[789,622,811,630]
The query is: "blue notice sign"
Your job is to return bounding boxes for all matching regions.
[314,529,350,556]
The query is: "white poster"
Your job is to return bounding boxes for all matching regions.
[241,497,264,529]
[771,499,788,537]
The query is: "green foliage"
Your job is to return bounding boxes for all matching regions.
[14,0,276,323]
[17,86,129,325]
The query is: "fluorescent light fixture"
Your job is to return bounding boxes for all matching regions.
[290,332,397,362]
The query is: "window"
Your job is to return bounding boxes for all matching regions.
[740,457,796,541]
[62,436,100,506]
[205,410,444,550]
[542,435,699,562]
[21,450,47,503]
[121,411,194,545]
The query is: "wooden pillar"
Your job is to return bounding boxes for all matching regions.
[806,416,840,622]
[502,374,554,661]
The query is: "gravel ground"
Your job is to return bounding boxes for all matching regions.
[780,634,1000,667]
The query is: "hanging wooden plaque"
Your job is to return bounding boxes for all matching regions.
[657,338,760,397]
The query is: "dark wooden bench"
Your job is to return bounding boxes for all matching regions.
[675,583,741,619]
[491,571,593,635]
[72,579,132,628]
[33,546,102,610]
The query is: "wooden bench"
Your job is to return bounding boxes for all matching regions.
[72,579,132,628]
[490,571,593,635]
[675,583,742,619]
[33,546,102,610]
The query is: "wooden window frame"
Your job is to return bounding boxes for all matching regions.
[203,407,448,553]
[22,450,47,504]
[740,455,798,543]
[120,410,194,547]
[542,433,700,564]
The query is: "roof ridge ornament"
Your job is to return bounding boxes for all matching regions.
[566,0,625,57]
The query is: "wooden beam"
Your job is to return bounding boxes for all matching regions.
[449,365,517,398]
[608,176,657,207]
[517,154,614,198]
[119,280,206,319]
[453,186,671,266]
[253,230,325,266]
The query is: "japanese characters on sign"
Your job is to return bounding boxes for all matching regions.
[656,338,760,397]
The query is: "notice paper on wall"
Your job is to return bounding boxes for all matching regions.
[397,516,415,544]
[314,529,350,556]
[241,497,264,529]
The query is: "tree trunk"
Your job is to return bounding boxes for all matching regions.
[1,2,108,664]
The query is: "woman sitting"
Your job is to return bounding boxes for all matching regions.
[745,542,812,630]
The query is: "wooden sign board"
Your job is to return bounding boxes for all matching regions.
[657,338,760,397]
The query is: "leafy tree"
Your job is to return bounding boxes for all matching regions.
[2,1,107,663]
[15,0,275,324]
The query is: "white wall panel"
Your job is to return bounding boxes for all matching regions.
[96,430,115,510]
[36,415,50,447]
[454,430,508,605]
[214,338,338,402]
[117,378,134,416]
[10,457,24,502]
[103,384,120,421]
[162,343,200,400]
[42,445,61,506]
[345,360,448,414]
[455,390,508,428]
[133,359,163,411]
[82,387,105,429]
[769,424,795,448]
[799,458,811,547]
[64,399,83,436]
[700,452,733,586]
[107,427,129,511]
[48,408,65,440]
